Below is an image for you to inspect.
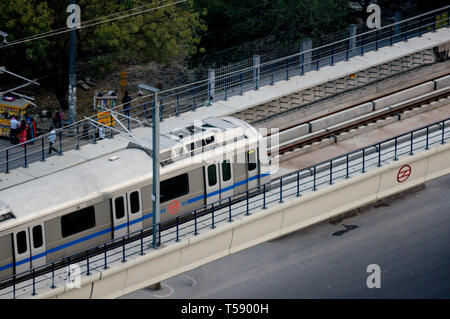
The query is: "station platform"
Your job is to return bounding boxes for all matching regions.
[1,27,450,191]
[276,102,450,178]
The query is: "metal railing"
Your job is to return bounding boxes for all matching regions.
[1,6,449,175]
[0,117,448,299]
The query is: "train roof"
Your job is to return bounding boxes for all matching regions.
[0,116,261,234]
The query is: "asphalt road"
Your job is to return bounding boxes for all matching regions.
[121,174,450,299]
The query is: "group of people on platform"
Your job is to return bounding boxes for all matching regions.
[9,115,37,146]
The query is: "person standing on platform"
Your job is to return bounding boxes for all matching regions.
[48,127,58,154]
[9,116,19,144]
[122,91,132,117]
[17,120,28,147]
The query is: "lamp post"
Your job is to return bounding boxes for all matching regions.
[138,84,161,247]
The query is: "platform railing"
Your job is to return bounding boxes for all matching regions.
[0,117,448,299]
[1,5,449,175]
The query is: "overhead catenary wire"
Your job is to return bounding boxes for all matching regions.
[0,0,188,49]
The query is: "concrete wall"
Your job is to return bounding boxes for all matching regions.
[35,143,450,299]
[373,82,434,110]
[309,102,373,132]
[434,74,450,90]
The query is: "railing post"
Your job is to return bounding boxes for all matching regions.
[394,137,398,161]
[346,40,350,61]
[271,64,274,85]
[296,171,300,197]
[362,148,366,173]
[23,143,28,168]
[5,149,8,174]
[86,251,90,276]
[211,203,215,229]
[159,98,164,122]
[192,90,196,111]
[239,72,243,95]
[208,68,215,102]
[360,34,364,56]
[313,166,317,191]
[224,81,228,101]
[51,262,56,288]
[228,197,233,221]
[194,210,198,235]
[246,190,250,215]
[410,131,414,155]
[158,223,161,246]
[377,143,382,167]
[316,55,320,71]
[286,59,290,80]
[279,178,283,203]
[13,274,16,299]
[419,17,423,37]
[346,154,349,179]
[425,126,429,150]
[331,45,335,66]
[103,243,108,269]
[176,217,179,242]
[329,160,333,185]
[176,94,180,117]
[263,184,267,209]
[122,237,126,262]
[140,229,145,254]
[253,54,260,91]
[76,124,80,149]
[442,120,446,144]
[32,268,36,296]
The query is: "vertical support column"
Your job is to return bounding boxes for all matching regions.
[208,68,215,103]
[68,0,77,124]
[152,91,160,247]
[349,24,357,58]
[301,38,312,72]
[253,54,260,90]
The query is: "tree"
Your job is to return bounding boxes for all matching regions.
[0,0,206,109]
[192,0,352,66]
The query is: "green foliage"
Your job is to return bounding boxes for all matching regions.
[192,0,352,67]
[0,0,206,90]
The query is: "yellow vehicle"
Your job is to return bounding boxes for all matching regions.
[0,95,32,138]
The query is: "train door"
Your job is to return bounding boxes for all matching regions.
[205,163,220,205]
[13,223,46,275]
[219,158,234,203]
[112,195,128,239]
[246,148,259,190]
[112,190,143,239]
[127,190,143,235]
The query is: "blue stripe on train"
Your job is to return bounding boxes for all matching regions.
[2,172,270,272]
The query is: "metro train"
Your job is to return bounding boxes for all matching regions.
[0,116,270,281]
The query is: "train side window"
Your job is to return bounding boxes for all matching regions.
[61,206,96,238]
[208,164,217,186]
[16,231,27,254]
[115,197,125,219]
[32,225,43,249]
[130,191,140,214]
[222,160,231,181]
[247,150,257,171]
[160,173,189,203]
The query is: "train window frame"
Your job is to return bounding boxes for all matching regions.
[208,164,217,186]
[16,231,27,254]
[130,191,140,214]
[32,225,43,249]
[115,197,125,219]
[160,173,190,203]
[61,206,96,238]
[247,150,257,171]
[222,160,231,182]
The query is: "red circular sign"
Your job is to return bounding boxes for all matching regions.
[397,165,412,183]
[169,200,179,214]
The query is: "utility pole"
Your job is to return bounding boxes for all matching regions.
[138,84,161,247]
[68,0,78,124]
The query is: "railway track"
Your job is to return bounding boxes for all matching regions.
[267,84,450,157]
